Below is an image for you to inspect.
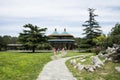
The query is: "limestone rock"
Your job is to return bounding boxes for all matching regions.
[76,63,81,68]
[98,52,105,58]
[80,59,86,62]
[92,56,104,67]
[84,65,95,72]
[70,59,76,65]
[78,64,84,71]
[115,67,120,73]
[88,67,94,72]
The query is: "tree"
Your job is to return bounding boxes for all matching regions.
[104,23,120,47]
[110,23,120,45]
[74,37,81,51]
[93,34,106,50]
[2,35,11,50]
[0,35,18,50]
[19,24,47,53]
[82,8,102,48]
[0,36,3,51]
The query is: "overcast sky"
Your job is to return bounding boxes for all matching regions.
[0,0,120,37]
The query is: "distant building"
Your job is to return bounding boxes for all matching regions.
[48,28,75,50]
[7,44,23,50]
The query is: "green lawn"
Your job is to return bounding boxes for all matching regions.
[63,51,93,58]
[66,54,120,80]
[0,52,52,80]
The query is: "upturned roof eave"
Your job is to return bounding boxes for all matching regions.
[48,34,73,37]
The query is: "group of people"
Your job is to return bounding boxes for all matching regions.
[53,47,67,55]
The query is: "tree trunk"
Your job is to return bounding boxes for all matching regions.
[32,47,35,53]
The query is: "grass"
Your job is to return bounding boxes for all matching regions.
[66,54,120,80]
[0,52,52,80]
[63,51,93,58]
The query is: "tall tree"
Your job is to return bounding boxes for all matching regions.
[2,35,11,50]
[0,36,3,51]
[19,24,47,53]
[109,23,120,45]
[82,8,102,48]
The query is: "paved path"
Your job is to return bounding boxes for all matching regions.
[36,57,76,80]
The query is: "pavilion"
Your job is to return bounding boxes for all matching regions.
[48,28,75,50]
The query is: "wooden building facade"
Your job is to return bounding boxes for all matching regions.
[48,28,75,50]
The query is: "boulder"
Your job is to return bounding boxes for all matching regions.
[84,65,95,72]
[70,59,76,65]
[84,65,91,70]
[94,64,101,68]
[76,63,81,68]
[92,65,96,70]
[73,62,81,69]
[78,64,84,71]
[80,59,86,62]
[115,67,120,73]
[73,65,77,69]
[92,56,104,67]
[105,47,116,57]
[88,67,94,72]
[98,52,105,58]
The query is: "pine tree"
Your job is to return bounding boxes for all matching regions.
[19,24,47,53]
[82,8,102,48]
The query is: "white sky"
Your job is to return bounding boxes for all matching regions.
[0,0,120,37]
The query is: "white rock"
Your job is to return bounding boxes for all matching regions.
[78,65,84,71]
[70,60,74,65]
[115,67,120,72]
[105,47,116,57]
[70,59,76,65]
[103,57,112,63]
[84,65,95,72]
[94,64,101,68]
[76,63,81,68]
[88,67,94,72]
[98,52,104,58]
[84,65,90,70]
[92,56,104,66]
[74,65,77,69]
[92,65,96,70]
[81,59,86,62]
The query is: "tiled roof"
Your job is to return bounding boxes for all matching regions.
[48,39,75,42]
[48,28,73,37]
[52,31,59,35]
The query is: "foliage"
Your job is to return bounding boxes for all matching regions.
[103,23,120,48]
[66,55,120,80]
[0,36,3,51]
[93,34,106,46]
[91,47,101,55]
[82,8,102,48]
[37,43,52,50]
[109,23,120,45]
[74,38,81,51]
[80,38,92,48]
[63,51,85,57]
[19,24,47,53]
[0,52,52,80]
[92,34,106,54]
[0,35,18,51]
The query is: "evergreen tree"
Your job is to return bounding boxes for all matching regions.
[19,24,47,53]
[82,8,102,48]
[109,23,120,45]
[0,36,3,51]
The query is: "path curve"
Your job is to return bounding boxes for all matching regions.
[36,57,76,80]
